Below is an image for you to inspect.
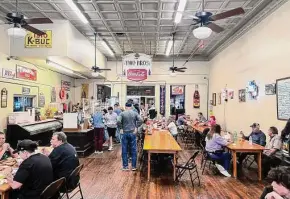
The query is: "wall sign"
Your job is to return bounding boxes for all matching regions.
[238,89,246,102]
[51,87,56,103]
[22,87,30,95]
[276,77,290,120]
[61,80,71,91]
[265,83,276,95]
[25,30,52,48]
[247,80,259,100]
[2,68,15,79]
[193,84,200,108]
[171,86,184,95]
[1,88,7,108]
[122,53,152,81]
[16,65,37,81]
[39,93,45,107]
[59,88,65,100]
[81,84,89,99]
[160,85,166,115]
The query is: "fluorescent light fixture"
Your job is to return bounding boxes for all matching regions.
[101,41,114,57]
[174,0,187,24]
[64,0,88,24]
[74,73,88,79]
[165,40,173,56]
[46,60,74,74]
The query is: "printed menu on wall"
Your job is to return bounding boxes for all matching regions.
[276,77,290,120]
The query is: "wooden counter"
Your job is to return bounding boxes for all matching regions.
[63,128,94,157]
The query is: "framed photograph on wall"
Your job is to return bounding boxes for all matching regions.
[218,93,222,105]
[212,93,216,106]
[238,89,246,102]
[265,83,276,95]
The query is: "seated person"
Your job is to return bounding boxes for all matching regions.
[199,116,216,127]
[177,115,186,126]
[262,126,282,178]
[43,132,80,190]
[205,124,231,177]
[238,123,266,168]
[138,118,148,143]
[260,166,290,199]
[193,112,207,125]
[167,119,178,140]
[0,132,17,160]
[8,140,53,199]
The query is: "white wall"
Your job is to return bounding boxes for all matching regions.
[209,0,290,134]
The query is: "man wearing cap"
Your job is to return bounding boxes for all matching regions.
[8,140,53,199]
[118,102,142,171]
[238,123,266,170]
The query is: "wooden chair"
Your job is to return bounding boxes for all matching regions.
[175,150,201,187]
[40,177,67,199]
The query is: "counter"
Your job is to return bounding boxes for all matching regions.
[63,128,94,157]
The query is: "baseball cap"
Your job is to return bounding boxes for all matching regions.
[13,139,38,154]
[125,102,132,107]
[250,123,259,128]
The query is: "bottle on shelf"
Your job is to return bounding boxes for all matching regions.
[249,136,253,145]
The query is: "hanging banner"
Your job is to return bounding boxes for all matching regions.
[171,86,184,95]
[2,68,15,79]
[160,85,166,115]
[16,65,37,81]
[25,30,52,48]
[122,53,152,81]
[193,84,200,108]
[61,80,71,91]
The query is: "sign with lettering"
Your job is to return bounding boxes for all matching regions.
[22,87,30,95]
[25,30,52,48]
[2,68,15,79]
[61,80,71,91]
[160,85,166,115]
[122,53,152,81]
[16,65,37,81]
[171,86,184,95]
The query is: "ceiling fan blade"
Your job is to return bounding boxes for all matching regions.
[176,69,185,72]
[209,7,245,21]
[207,22,224,33]
[177,67,187,70]
[179,13,200,21]
[22,24,46,35]
[25,18,53,24]
[99,69,111,71]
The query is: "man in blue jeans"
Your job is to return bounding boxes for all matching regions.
[118,102,142,171]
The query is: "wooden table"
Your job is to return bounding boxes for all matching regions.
[143,129,182,181]
[0,183,10,199]
[227,141,265,180]
[192,125,210,133]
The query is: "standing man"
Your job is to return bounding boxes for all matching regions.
[105,107,118,151]
[91,109,105,154]
[118,102,142,171]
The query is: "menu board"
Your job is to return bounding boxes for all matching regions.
[276,77,290,120]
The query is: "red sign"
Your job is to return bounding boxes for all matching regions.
[16,65,37,81]
[127,69,147,81]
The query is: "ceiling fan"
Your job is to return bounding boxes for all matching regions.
[1,0,53,36]
[189,0,245,39]
[169,33,187,75]
[91,33,111,77]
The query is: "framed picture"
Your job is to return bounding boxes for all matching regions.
[276,77,290,120]
[229,90,234,99]
[218,93,222,105]
[238,89,246,102]
[1,88,7,108]
[212,93,216,106]
[265,83,276,95]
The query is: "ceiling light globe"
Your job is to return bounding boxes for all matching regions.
[193,27,212,40]
[7,27,26,38]
[92,72,99,77]
[170,72,177,77]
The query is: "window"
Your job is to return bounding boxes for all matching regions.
[170,85,185,115]
[13,95,35,112]
[127,86,155,96]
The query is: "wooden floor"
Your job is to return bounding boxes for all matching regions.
[78,144,265,199]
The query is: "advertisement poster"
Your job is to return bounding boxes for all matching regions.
[160,85,166,115]
[25,30,52,48]
[61,80,71,91]
[2,68,15,79]
[16,65,37,81]
[171,86,184,95]
[39,93,45,107]
[51,87,56,103]
[122,53,152,81]
[81,84,89,99]
[193,84,200,108]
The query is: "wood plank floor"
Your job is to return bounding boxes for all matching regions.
[78,144,265,199]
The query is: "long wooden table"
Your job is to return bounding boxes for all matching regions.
[227,141,264,180]
[143,129,182,181]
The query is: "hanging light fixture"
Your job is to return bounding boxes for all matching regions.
[170,71,176,77]
[193,26,212,40]
[7,27,26,38]
[92,71,100,77]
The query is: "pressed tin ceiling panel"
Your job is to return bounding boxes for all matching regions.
[0,0,286,60]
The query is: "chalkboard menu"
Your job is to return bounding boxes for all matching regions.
[276,77,290,120]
